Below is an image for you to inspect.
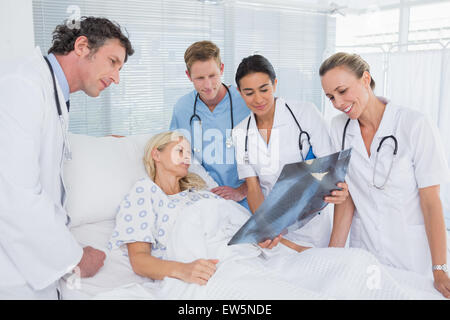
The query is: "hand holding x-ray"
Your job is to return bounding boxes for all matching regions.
[228,149,352,246]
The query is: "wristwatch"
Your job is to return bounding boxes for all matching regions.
[432,264,448,273]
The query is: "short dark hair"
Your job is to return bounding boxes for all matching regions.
[235,54,276,89]
[48,16,134,62]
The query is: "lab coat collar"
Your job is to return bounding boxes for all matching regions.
[373,97,398,138]
[272,97,290,129]
[35,47,69,122]
[47,53,70,103]
[344,96,394,138]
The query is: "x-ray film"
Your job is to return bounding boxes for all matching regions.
[228,149,352,246]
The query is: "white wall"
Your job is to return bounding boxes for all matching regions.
[0,0,34,60]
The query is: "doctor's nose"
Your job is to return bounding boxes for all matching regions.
[253,91,264,103]
[111,69,120,85]
[334,96,345,110]
[204,78,213,89]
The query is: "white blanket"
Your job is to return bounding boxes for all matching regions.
[94,198,443,300]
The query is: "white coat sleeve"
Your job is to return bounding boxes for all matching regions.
[410,115,450,188]
[0,75,83,290]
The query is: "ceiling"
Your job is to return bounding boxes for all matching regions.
[228,0,450,15]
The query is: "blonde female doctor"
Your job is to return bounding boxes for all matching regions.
[320,52,450,298]
[232,54,349,251]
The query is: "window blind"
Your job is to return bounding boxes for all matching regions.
[33,0,331,136]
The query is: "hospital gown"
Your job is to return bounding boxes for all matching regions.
[109,177,222,259]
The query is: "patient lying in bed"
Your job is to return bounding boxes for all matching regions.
[107,131,443,299]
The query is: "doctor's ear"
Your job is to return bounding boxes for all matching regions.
[73,36,91,57]
[272,78,278,92]
[362,71,372,89]
[185,70,192,82]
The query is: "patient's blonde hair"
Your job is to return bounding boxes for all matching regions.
[143,131,207,191]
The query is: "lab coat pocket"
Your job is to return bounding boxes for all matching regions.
[386,155,415,197]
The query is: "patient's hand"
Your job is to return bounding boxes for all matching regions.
[77,246,106,278]
[178,259,219,285]
[258,234,282,249]
[324,182,349,205]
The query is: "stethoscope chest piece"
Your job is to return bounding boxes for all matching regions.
[243,151,249,165]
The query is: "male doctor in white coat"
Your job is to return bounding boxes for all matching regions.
[0,17,134,299]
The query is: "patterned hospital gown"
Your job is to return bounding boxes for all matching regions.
[109,177,221,259]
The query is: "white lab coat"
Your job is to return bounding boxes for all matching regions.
[330,97,450,277]
[0,47,83,299]
[233,97,334,247]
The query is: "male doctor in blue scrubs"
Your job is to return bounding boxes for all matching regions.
[170,41,250,208]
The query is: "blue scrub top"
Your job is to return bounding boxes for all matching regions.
[170,84,250,208]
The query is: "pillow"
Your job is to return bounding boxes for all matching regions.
[64,132,218,227]
[64,133,151,227]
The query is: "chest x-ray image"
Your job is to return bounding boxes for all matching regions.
[228,149,352,245]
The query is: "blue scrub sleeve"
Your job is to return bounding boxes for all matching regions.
[169,112,179,130]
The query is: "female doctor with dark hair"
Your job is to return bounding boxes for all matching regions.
[232,54,349,252]
[320,52,450,298]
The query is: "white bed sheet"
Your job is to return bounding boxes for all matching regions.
[60,201,444,300]
[59,220,151,300]
[68,198,444,300]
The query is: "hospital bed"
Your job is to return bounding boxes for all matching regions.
[59,132,218,299]
[59,133,443,300]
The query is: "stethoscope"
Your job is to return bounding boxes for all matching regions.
[43,56,72,161]
[243,102,314,164]
[190,83,234,159]
[341,118,398,190]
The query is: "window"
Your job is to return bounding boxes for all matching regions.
[33,0,330,136]
[33,0,226,136]
[336,8,399,52]
[409,1,450,50]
